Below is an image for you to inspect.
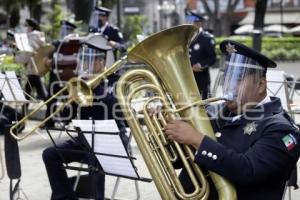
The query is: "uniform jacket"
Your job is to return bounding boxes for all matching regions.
[195,97,300,200]
[189,30,216,69]
[80,73,127,135]
[189,30,216,98]
[14,30,46,75]
[90,22,126,54]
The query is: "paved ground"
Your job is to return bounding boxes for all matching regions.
[1,62,300,200]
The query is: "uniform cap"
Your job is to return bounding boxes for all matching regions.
[220,40,276,68]
[95,6,111,17]
[61,20,77,30]
[25,18,40,30]
[185,10,206,23]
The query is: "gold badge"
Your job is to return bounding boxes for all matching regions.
[243,122,258,135]
[225,43,237,54]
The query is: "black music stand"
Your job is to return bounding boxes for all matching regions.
[46,119,151,199]
[0,71,29,200]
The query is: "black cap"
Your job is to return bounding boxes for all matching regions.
[61,20,77,30]
[220,40,277,68]
[25,18,40,30]
[95,6,111,17]
[185,10,206,22]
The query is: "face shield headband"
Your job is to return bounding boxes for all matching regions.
[185,15,199,24]
[76,44,106,78]
[222,53,264,104]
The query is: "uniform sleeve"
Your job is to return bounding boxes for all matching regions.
[195,131,300,185]
[199,36,216,68]
[110,28,127,53]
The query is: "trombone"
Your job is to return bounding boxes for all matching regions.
[10,56,127,141]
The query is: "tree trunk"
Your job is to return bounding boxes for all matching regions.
[252,0,267,52]
[74,0,93,24]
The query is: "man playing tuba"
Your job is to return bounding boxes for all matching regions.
[165,40,300,200]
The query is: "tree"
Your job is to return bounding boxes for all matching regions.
[123,15,147,45]
[252,0,268,52]
[200,0,241,36]
[0,0,21,28]
[26,0,42,22]
[42,3,64,40]
[73,0,94,24]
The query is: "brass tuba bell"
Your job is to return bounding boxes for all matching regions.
[116,25,237,200]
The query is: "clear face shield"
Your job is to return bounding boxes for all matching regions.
[222,53,265,105]
[89,11,102,31]
[76,44,106,79]
[59,25,74,39]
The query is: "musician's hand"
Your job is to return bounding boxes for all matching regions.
[192,63,203,72]
[108,40,119,48]
[165,120,204,149]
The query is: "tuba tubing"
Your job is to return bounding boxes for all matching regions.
[116,25,237,200]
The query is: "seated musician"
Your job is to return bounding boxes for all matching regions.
[164,40,300,199]
[42,38,128,200]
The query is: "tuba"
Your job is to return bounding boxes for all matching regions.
[10,25,236,199]
[116,25,236,199]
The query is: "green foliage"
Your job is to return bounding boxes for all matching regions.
[0,55,24,74]
[215,36,300,61]
[41,4,64,40]
[123,15,147,45]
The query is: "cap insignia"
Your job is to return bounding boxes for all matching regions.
[226,43,237,54]
[243,122,258,136]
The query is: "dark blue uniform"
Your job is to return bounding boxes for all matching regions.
[189,31,216,99]
[182,97,300,199]
[42,74,128,200]
[90,24,126,56]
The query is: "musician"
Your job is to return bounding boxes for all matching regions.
[165,40,300,199]
[89,6,126,58]
[59,20,78,39]
[186,10,216,99]
[23,18,48,100]
[42,39,128,200]
[43,20,78,128]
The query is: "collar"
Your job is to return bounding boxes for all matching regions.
[231,96,270,122]
[224,97,283,126]
[100,22,109,33]
[256,95,271,107]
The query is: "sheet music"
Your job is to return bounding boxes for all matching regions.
[267,70,288,110]
[96,155,138,178]
[14,33,33,52]
[0,73,14,101]
[5,71,27,101]
[84,133,127,156]
[73,119,138,178]
[72,119,120,132]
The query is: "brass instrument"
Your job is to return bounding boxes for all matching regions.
[32,44,55,76]
[116,25,237,199]
[10,25,236,199]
